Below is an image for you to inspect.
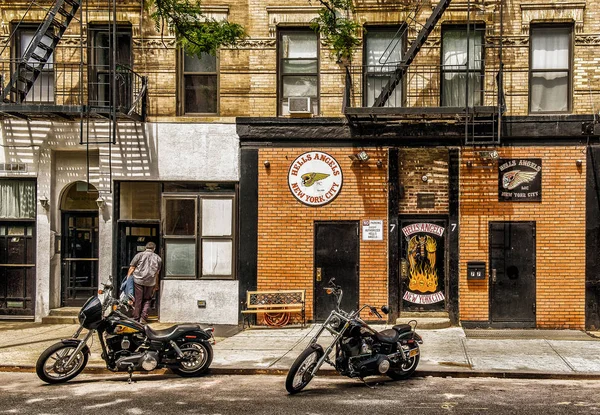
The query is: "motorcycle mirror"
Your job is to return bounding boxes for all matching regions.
[381,305,390,315]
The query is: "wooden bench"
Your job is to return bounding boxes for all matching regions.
[241,290,306,328]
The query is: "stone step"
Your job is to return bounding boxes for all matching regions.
[42,315,78,324]
[396,312,451,329]
[48,307,80,317]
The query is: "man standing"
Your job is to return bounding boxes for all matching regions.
[127,241,162,324]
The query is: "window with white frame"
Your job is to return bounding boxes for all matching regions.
[278,29,319,115]
[364,27,404,107]
[163,194,235,279]
[530,25,571,113]
[441,26,484,107]
[182,48,218,114]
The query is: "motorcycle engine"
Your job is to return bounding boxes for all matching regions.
[115,351,160,371]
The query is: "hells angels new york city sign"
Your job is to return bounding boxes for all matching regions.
[498,158,542,202]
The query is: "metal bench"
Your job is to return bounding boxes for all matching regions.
[241,290,306,328]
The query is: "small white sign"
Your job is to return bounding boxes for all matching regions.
[362,220,383,241]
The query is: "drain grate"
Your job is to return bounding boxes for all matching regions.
[464,329,597,341]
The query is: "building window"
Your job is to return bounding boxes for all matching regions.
[181,49,218,114]
[88,25,132,109]
[163,193,235,279]
[278,29,319,115]
[530,26,571,113]
[441,26,484,107]
[0,180,35,219]
[363,27,404,107]
[14,26,54,103]
[119,182,161,220]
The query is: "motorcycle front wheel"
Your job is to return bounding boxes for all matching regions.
[171,341,213,377]
[388,346,420,380]
[36,342,89,384]
[285,345,324,394]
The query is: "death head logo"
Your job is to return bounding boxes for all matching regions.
[502,170,539,190]
[301,172,330,187]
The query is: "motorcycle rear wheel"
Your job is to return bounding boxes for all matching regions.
[285,346,323,394]
[388,347,420,381]
[36,342,89,384]
[171,341,213,377]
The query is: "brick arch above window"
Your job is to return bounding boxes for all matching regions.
[520,2,585,34]
[266,6,321,37]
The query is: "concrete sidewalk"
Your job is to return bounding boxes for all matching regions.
[2,321,600,379]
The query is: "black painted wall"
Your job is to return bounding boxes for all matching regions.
[586,145,600,329]
[238,148,259,323]
[388,148,400,322]
[448,149,460,324]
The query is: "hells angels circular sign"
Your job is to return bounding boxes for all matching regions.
[288,151,343,206]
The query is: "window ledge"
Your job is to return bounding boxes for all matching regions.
[521,2,585,34]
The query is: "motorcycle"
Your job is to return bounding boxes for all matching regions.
[285,278,422,394]
[36,277,215,384]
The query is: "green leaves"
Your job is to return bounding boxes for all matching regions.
[144,0,246,56]
[309,0,360,64]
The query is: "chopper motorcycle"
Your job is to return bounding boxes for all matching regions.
[36,277,214,384]
[285,278,422,394]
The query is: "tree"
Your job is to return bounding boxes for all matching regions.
[309,0,360,65]
[144,0,246,56]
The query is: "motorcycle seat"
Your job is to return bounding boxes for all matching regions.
[375,328,400,344]
[392,324,413,334]
[145,324,201,341]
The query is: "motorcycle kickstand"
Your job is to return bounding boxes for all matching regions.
[359,377,378,389]
[127,366,135,384]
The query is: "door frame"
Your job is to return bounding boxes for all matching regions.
[488,221,536,328]
[313,221,360,321]
[60,210,99,307]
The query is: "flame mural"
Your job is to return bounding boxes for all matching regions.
[407,235,438,293]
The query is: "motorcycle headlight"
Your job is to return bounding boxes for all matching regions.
[328,315,343,331]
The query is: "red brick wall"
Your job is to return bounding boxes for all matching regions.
[257,147,388,320]
[460,147,587,328]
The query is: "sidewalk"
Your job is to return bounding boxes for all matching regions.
[2,321,600,379]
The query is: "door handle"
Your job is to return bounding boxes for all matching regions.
[316,267,322,282]
[491,269,497,283]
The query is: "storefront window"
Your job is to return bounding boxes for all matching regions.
[201,198,233,276]
[165,240,196,277]
[0,180,35,219]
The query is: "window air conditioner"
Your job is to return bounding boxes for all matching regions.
[288,97,312,117]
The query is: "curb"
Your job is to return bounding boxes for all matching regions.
[3,364,600,381]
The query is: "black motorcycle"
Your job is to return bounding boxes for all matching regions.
[285,278,422,394]
[36,277,214,384]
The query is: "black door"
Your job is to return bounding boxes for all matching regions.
[314,222,359,321]
[489,221,536,326]
[0,222,35,316]
[61,212,99,306]
[117,222,160,318]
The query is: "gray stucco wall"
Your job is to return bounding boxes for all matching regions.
[1,120,240,324]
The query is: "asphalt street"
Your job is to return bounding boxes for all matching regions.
[1,372,600,414]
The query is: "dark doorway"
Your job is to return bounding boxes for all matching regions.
[400,219,447,312]
[117,222,160,319]
[489,221,536,327]
[61,212,99,306]
[0,222,35,316]
[314,222,359,321]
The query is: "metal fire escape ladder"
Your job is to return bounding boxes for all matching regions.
[373,0,452,108]
[1,0,82,103]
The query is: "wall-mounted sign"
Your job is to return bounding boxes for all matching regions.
[362,220,383,241]
[498,158,542,202]
[467,261,486,280]
[401,221,446,308]
[288,151,343,206]
[417,193,435,209]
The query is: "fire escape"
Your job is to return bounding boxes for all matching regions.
[0,0,148,188]
[344,0,504,145]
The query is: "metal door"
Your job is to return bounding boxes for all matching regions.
[117,222,160,318]
[0,222,35,316]
[489,222,536,326]
[61,212,99,306]
[314,222,359,321]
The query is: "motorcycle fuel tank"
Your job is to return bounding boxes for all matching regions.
[107,318,145,335]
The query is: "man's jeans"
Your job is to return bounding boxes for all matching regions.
[133,283,154,323]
